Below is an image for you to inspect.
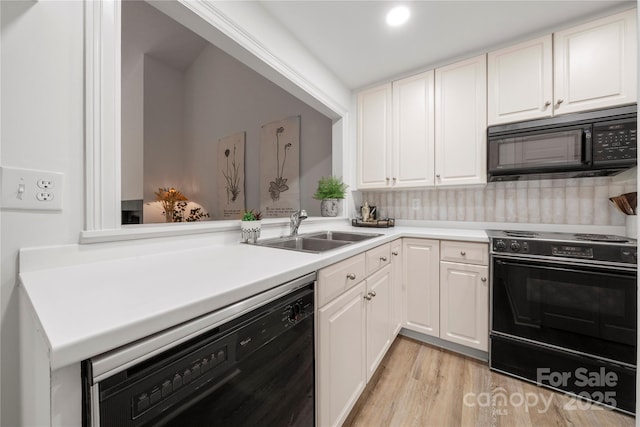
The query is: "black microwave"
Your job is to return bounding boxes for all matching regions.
[487,104,637,181]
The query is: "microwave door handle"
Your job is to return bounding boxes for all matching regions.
[583,128,593,164]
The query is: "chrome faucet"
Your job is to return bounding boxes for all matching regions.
[290,209,308,236]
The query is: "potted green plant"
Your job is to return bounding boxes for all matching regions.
[240,209,262,243]
[313,176,348,217]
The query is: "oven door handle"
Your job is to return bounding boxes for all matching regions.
[493,257,636,280]
[492,253,637,273]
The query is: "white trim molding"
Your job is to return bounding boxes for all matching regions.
[83,0,349,242]
[84,0,121,232]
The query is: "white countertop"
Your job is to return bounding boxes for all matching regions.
[20,224,487,370]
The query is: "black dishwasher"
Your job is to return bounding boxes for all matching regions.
[82,274,315,427]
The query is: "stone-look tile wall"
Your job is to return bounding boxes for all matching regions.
[360,177,637,226]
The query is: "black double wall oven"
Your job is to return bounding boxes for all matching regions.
[488,231,637,413]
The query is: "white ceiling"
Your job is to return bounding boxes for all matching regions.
[259,0,636,90]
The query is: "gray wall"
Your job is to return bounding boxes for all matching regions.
[125,1,333,219]
[143,55,188,203]
[183,44,332,217]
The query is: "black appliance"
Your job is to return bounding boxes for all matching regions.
[82,273,316,426]
[487,105,637,181]
[121,199,143,225]
[488,230,637,414]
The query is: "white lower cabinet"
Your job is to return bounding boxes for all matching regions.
[440,261,489,351]
[390,240,403,336]
[402,238,440,337]
[365,265,393,381]
[318,238,487,426]
[318,281,367,427]
[403,239,489,352]
[317,244,393,427]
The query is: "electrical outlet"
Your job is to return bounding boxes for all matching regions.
[37,179,54,189]
[0,166,63,211]
[411,198,420,210]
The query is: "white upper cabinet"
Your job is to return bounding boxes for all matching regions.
[488,9,637,125]
[554,9,637,115]
[435,54,487,186]
[357,72,435,189]
[488,35,553,124]
[357,84,392,189]
[392,71,436,188]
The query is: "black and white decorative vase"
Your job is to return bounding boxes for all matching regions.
[241,220,261,243]
[320,199,339,217]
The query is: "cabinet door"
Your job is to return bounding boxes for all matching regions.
[554,9,637,115]
[365,265,393,382]
[435,55,487,186]
[390,240,403,337]
[440,262,489,351]
[357,84,392,189]
[392,71,435,187]
[487,35,553,125]
[402,238,440,337]
[318,282,367,427]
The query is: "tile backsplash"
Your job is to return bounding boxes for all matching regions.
[360,177,637,226]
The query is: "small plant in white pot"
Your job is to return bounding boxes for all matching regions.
[240,209,262,243]
[313,176,348,217]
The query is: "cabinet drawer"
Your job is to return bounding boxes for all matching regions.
[318,253,366,307]
[440,241,488,265]
[366,243,391,276]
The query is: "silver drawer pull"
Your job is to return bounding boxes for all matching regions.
[346,273,357,280]
[481,277,487,282]
[460,251,466,256]
[364,294,372,301]
[368,291,377,298]
[392,251,399,256]
[380,256,387,262]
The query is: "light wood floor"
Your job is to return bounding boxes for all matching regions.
[343,336,635,427]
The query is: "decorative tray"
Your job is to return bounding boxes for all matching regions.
[351,218,395,228]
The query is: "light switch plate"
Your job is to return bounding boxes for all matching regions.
[1,166,63,211]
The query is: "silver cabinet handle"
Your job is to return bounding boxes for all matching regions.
[481,277,487,282]
[392,251,399,256]
[436,174,441,178]
[364,294,372,301]
[368,291,377,298]
[392,177,397,183]
[460,251,466,256]
[380,256,387,262]
[347,273,356,280]
[556,99,564,105]
[541,101,551,111]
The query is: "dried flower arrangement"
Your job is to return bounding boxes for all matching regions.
[154,187,209,222]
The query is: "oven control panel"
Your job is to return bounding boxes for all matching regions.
[493,239,529,254]
[551,245,594,258]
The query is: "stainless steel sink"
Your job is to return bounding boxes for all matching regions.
[305,231,383,242]
[251,231,382,253]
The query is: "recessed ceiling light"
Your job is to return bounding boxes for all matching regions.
[386,5,410,27]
